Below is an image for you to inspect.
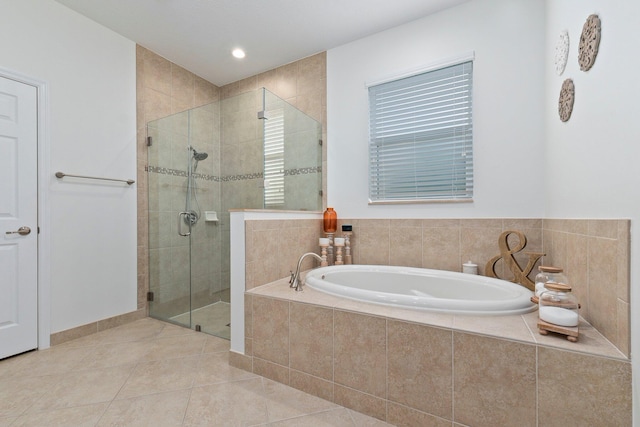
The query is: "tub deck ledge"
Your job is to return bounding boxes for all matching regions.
[247,272,627,361]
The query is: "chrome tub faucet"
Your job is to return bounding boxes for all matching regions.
[289,252,324,291]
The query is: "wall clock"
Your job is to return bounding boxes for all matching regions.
[558,79,575,122]
[555,30,570,75]
[578,14,601,71]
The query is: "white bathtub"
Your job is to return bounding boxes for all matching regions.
[304,265,536,315]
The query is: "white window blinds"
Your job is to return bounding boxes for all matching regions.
[263,108,285,206]
[368,61,473,202]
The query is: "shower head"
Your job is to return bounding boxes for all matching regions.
[192,148,208,161]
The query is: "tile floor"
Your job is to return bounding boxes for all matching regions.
[170,302,231,340]
[0,318,393,427]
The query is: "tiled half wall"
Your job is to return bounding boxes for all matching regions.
[242,218,630,357]
[242,294,631,426]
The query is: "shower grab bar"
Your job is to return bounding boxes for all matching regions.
[55,171,135,185]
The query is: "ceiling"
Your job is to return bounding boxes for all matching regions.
[55,0,468,86]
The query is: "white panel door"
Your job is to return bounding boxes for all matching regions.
[0,76,38,359]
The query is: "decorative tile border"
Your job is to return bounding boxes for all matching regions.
[148,164,322,183]
[284,166,322,176]
[221,173,262,182]
[147,165,219,181]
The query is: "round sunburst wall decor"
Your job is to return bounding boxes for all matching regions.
[558,79,575,122]
[578,14,601,71]
[555,30,570,75]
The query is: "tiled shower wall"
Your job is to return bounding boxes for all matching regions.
[137,47,327,314]
[136,45,220,312]
[244,217,630,357]
[220,53,327,208]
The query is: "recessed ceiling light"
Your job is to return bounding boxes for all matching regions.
[232,48,246,59]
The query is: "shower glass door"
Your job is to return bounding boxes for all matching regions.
[147,110,192,330]
[146,89,320,340]
[147,102,227,338]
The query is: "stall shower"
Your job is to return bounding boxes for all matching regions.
[146,88,322,339]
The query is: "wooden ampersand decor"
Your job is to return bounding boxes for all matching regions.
[485,230,545,291]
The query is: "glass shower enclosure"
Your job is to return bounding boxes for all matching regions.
[146,88,322,339]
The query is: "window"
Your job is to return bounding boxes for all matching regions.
[368,59,473,203]
[263,108,285,206]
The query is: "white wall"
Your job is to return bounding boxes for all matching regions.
[544,1,640,420]
[0,0,137,333]
[328,0,638,420]
[327,0,546,218]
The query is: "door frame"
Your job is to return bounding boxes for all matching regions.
[0,66,51,350]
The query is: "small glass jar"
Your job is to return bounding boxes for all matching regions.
[534,266,568,298]
[538,283,579,327]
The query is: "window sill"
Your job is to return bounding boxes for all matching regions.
[368,198,474,205]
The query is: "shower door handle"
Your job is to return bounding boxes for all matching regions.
[178,212,191,236]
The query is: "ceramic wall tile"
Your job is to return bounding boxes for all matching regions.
[141,47,171,96]
[460,225,503,276]
[356,224,391,265]
[289,369,334,403]
[453,332,536,427]
[387,402,452,427]
[389,227,422,267]
[333,384,387,422]
[588,237,618,342]
[616,221,630,302]
[252,296,289,366]
[289,303,333,381]
[334,311,386,398]
[617,299,630,357]
[387,321,452,419]
[538,347,631,426]
[588,219,618,239]
[422,226,460,271]
[565,232,589,317]
[252,357,290,385]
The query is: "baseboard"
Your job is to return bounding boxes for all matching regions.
[49,308,147,346]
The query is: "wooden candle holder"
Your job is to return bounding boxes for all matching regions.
[537,318,579,342]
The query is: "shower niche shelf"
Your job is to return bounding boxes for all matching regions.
[205,211,219,222]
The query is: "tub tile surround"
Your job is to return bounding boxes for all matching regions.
[235,217,631,425]
[245,219,324,290]
[243,279,631,426]
[243,217,630,356]
[542,219,630,356]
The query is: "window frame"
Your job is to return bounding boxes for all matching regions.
[367,53,474,204]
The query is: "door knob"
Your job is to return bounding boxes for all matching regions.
[6,226,31,236]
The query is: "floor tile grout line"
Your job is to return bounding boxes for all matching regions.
[179,387,194,426]
[11,401,113,425]
[104,359,141,409]
[2,354,95,418]
[93,394,116,426]
[1,378,53,420]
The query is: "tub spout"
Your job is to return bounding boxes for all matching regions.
[289,252,324,291]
